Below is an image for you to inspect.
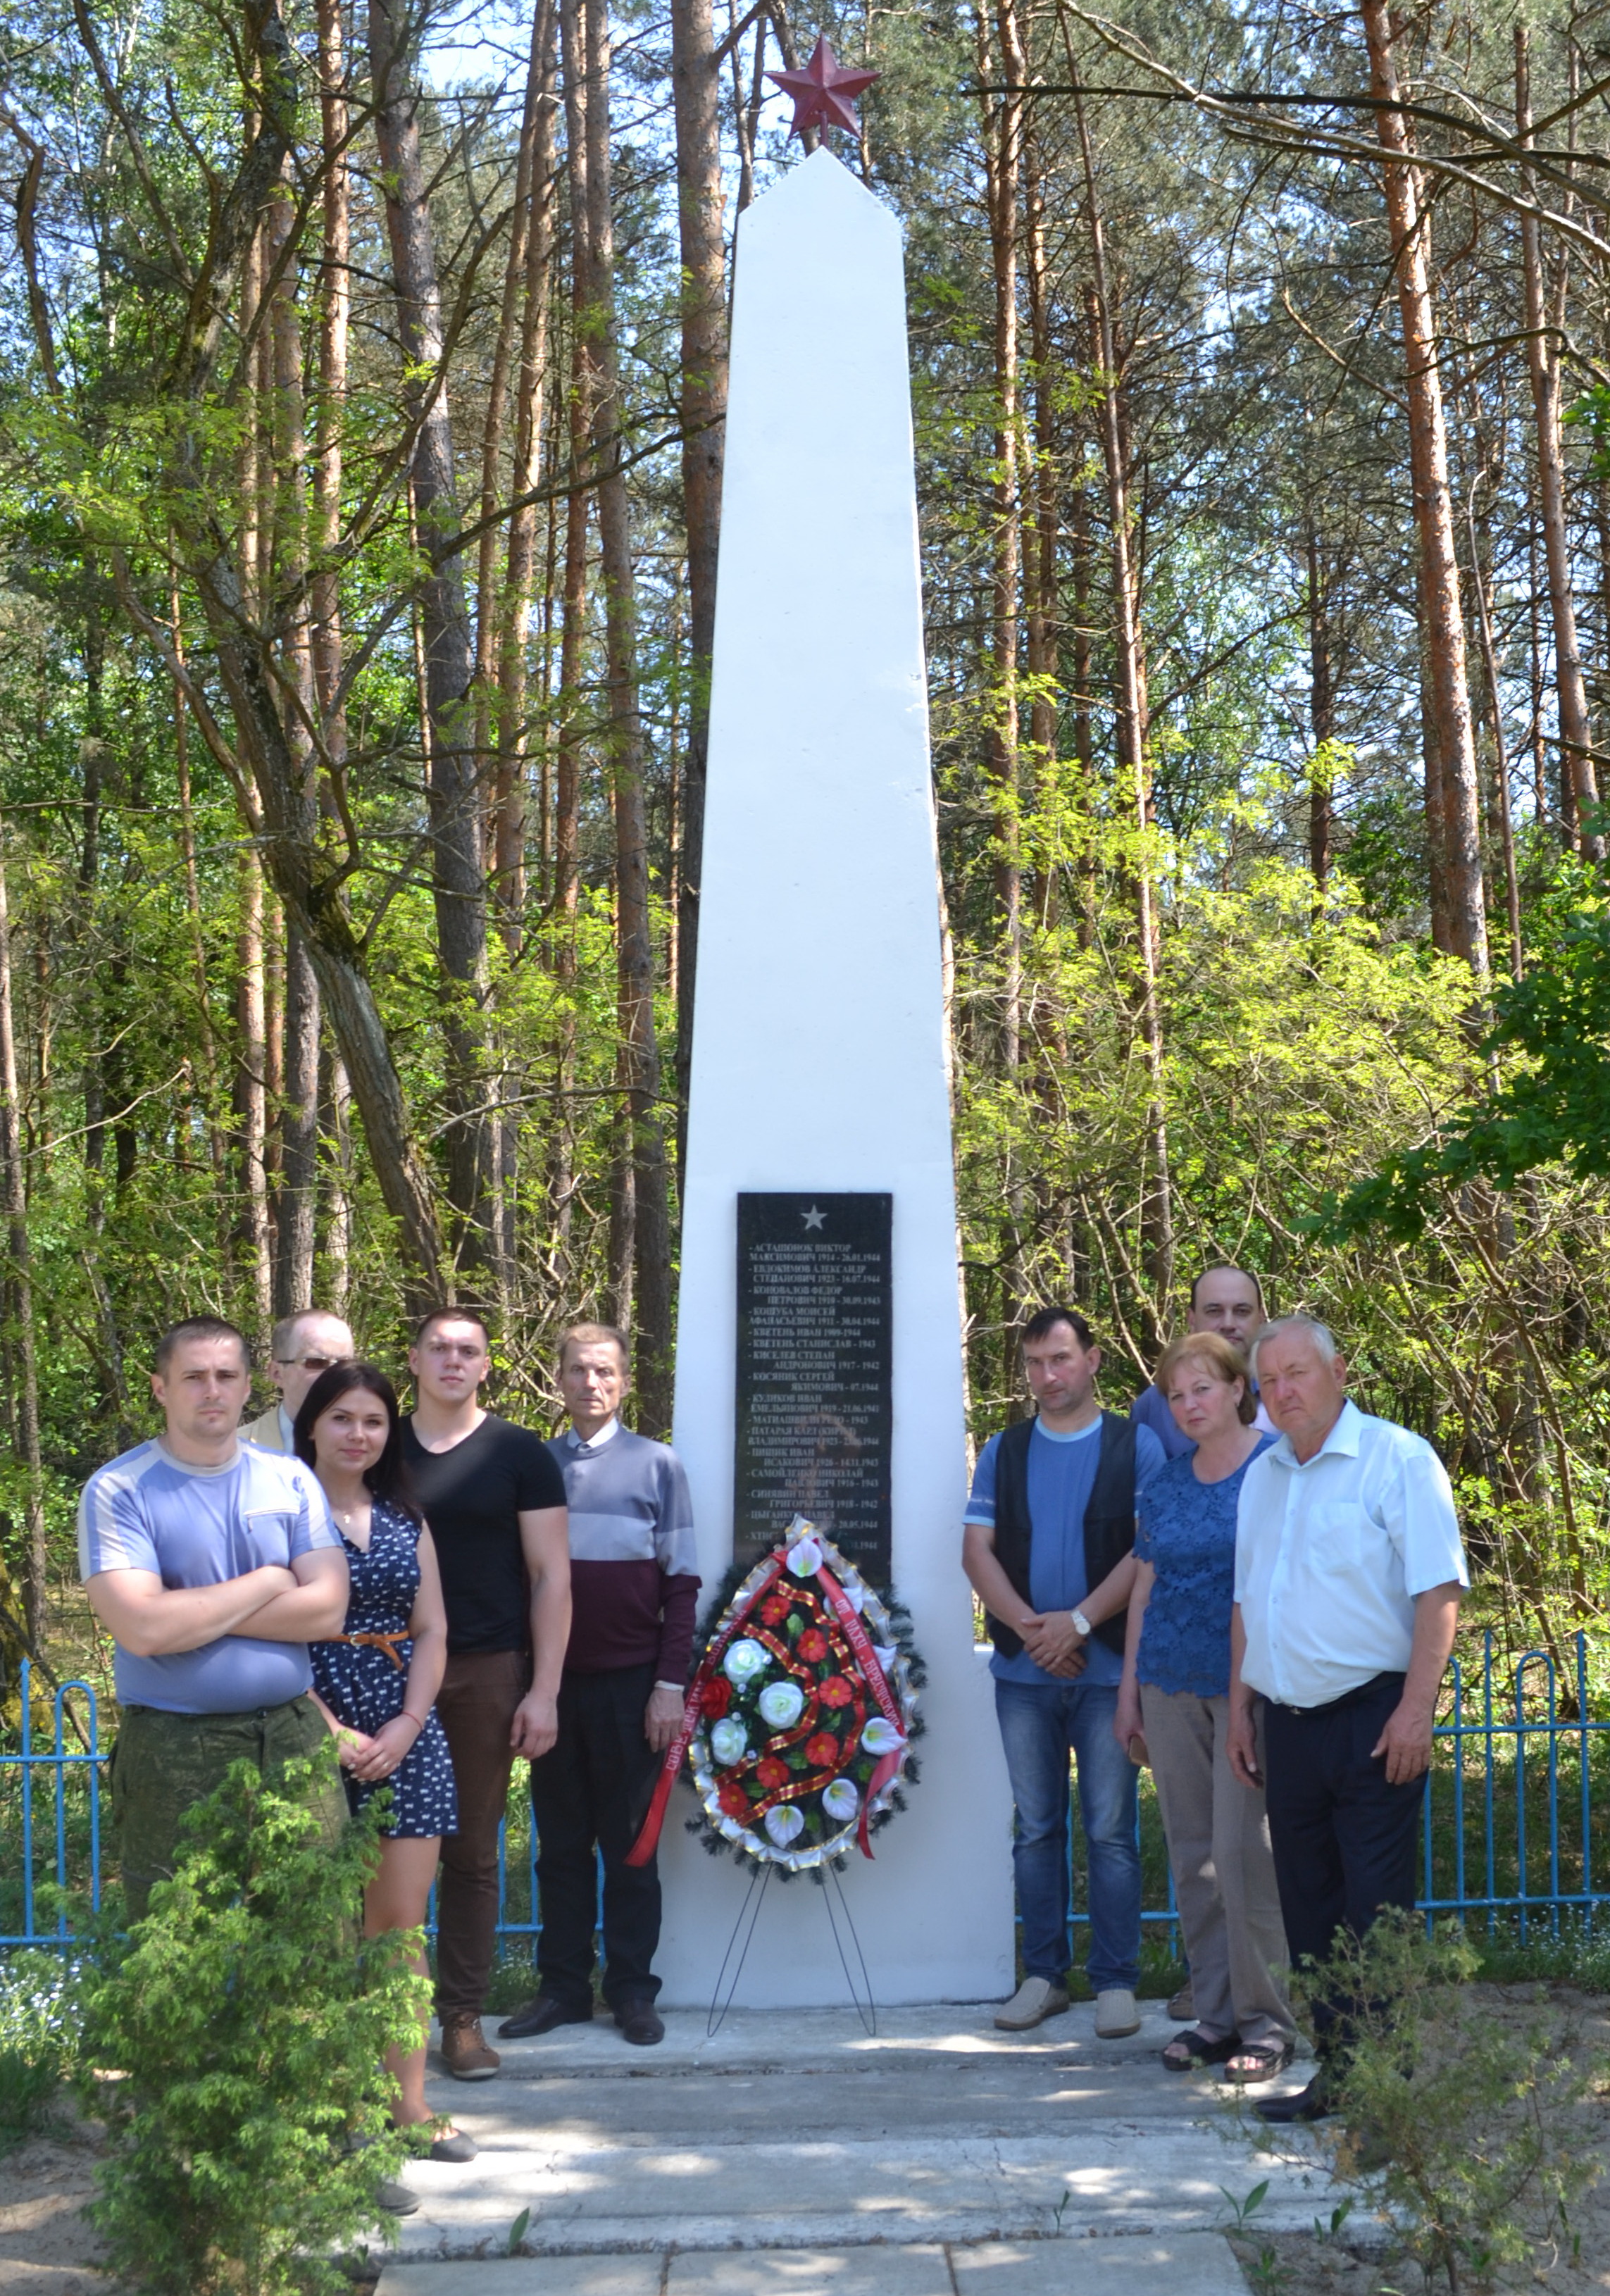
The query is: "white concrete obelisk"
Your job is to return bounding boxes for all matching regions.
[656,147,1014,2007]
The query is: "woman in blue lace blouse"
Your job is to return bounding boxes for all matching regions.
[1114,1332,1295,2082]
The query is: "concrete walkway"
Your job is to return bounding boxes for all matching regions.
[369,2002,1342,2291]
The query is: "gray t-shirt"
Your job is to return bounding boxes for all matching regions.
[78,1438,338,1714]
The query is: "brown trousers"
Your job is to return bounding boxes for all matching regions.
[434,1648,528,2020]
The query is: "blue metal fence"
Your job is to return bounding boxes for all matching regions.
[4,1633,1606,1952]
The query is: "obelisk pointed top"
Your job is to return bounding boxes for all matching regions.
[767,34,879,139]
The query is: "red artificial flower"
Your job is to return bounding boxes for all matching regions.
[755,1757,790,1790]
[818,1675,853,1709]
[718,1782,750,1817]
[760,1595,791,1626]
[797,1628,829,1662]
[805,1731,840,1767]
[702,1677,732,1718]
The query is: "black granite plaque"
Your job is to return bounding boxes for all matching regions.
[733,1192,893,1578]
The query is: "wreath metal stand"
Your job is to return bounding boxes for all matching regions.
[706,1860,878,2038]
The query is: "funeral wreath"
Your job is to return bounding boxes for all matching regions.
[626,1518,925,1874]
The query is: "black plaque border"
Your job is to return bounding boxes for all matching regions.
[732,1191,893,1576]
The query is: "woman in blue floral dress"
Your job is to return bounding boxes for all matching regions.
[298,1363,472,2161]
[1113,1331,1294,2084]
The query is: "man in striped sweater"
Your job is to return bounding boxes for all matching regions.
[499,1323,699,2048]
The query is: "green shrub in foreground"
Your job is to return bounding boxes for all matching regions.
[79,1750,426,2296]
[1284,1910,1606,2293]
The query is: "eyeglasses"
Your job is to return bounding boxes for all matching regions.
[276,1353,354,1373]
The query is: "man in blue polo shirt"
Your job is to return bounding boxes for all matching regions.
[963,1306,1164,2039]
[80,1316,349,1918]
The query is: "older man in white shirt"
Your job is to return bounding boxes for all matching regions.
[1227,1313,1467,2125]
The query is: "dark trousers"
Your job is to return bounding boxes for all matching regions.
[435,1648,528,2020]
[111,1694,345,1922]
[529,1661,662,2010]
[1263,1671,1424,2057]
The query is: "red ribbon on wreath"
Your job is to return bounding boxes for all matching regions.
[623,1551,787,1867]
[813,1561,908,1856]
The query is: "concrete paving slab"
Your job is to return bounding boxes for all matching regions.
[384,2123,1333,2256]
[441,2004,1202,2089]
[376,2263,659,2296]
[387,2000,1336,2259]
[951,2233,1249,2292]
[666,2247,955,2294]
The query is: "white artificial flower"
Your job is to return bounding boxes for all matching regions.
[758,1680,806,1730]
[763,1804,804,1847]
[723,1638,768,1684]
[873,1645,899,1674]
[840,1581,866,1612]
[822,1778,859,1822]
[861,1717,904,1757]
[787,1535,824,1578]
[710,1717,749,1766]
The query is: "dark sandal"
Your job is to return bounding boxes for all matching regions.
[1223,2040,1295,2084]
[1161,2026,1241,2072]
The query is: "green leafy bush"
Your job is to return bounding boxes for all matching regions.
[0,1947,82,2151]
[1285,1911,1605,2293]
[79,1750,426,2296]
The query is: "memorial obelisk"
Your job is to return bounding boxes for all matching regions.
[655,125,1014,2007]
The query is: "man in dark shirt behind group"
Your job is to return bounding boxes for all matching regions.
[499,1323,699,2049]
[401,1309,570,2081]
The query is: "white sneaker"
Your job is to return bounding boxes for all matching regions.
[994,1976,1071,2030]
[1094,1987,1141,2038]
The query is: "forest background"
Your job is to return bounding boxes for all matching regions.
[0,0,1604,1699]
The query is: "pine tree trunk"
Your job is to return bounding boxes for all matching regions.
[1024,118,1058,941]
[551,0,594,1275]
[1307,529,1333,896]
[0,832,46,1650]
[1516,25,1602,861]
[670,0,728,1185]
[235,851,273,1323]
[1075,89,1173,1318]
[978,0,1022,1072]
[1467,509,1525,976]
[494,0,559,950]
[370,0,495,1265]
[582,0,672,1429]
[266,163,320,1314]
[1361,0,1488,977]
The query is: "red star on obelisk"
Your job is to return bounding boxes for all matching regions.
[767,35,879,141]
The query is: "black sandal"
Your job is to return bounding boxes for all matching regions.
[1222,2039,1295,2085]
[1161,2026,1241,2072]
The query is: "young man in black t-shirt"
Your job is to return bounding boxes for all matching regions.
[402,1309,570,2080]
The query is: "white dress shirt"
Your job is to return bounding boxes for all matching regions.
[1234,1399,1468,1710]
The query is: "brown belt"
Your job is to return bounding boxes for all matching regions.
[333,1630,410,1672]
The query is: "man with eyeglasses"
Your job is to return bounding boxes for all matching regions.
[244,1310,356,1452]
[401,1308,570,2080]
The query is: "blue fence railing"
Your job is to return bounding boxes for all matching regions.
[4,1633,1606,1954]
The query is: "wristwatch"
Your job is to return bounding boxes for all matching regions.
[1071,1609,1093,1639]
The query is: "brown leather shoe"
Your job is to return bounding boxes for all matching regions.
[439,2013,499,2080]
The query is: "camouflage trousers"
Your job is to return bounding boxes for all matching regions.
[109,1693,347,1921]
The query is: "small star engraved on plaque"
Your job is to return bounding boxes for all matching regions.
[801,1204,827,1230]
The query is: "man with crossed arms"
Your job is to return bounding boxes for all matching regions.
[80,1316,349,1919]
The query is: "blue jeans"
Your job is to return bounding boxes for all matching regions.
[994,1677,1140,1992]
